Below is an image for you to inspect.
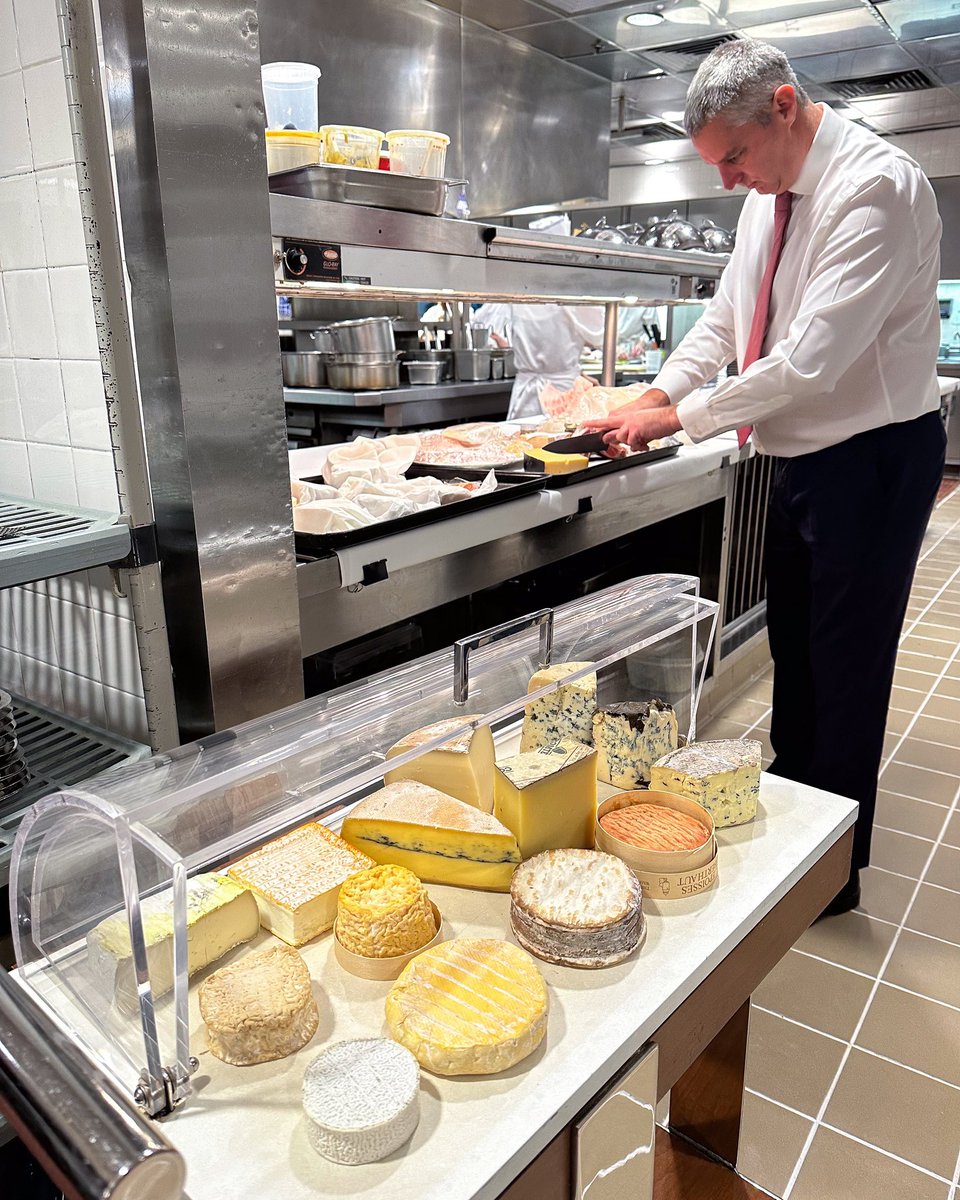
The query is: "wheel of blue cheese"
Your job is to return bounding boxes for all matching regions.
[302,1038,420,1164]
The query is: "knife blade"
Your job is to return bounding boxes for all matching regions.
[542,431,611,455]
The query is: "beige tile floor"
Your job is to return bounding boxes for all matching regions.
[702,481,960,1200]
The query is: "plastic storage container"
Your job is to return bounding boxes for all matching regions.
[260,62,322,131]
[386,129,450,178]
[320,125,384,169]
[265,130,321,174]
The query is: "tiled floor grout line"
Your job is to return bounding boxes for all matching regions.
[786,946,960,1006]
[879,980,960,1016]
[950,1138,960,1200]
[880,640,960,774]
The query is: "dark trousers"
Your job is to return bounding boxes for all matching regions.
[764,409,946,877]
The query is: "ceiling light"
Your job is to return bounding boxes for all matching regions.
[625,11,665,26]
[661,110,685,122]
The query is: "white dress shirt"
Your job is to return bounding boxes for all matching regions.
[659,103,942,457]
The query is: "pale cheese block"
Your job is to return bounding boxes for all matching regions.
[510,849,643,969]
[650,739,762,828]
[199,944,319,1066]
[494,740,598,860]
[385,938,547,1076]
[384,716,496,813]
[336,865,437,958]
[593,699,679,788]
[340,781,521,892]
[303,1038,420,1164]
[228,823,375,947]
[86,872,259,1013]
[520,661,597,752]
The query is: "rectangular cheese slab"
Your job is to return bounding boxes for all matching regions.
[228,823,374,946]
[495,741,598,860]
[520,662,597,752]
[86,872,259,1013]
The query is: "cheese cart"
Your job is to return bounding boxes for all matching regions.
[3,574,856,1200]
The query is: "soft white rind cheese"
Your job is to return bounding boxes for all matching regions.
[303,1039,420,1164]
[593,700,678,788]
[86,872,259,1013]
[384,716,496,813]
[520,661,597,751]
[650,739,761,828]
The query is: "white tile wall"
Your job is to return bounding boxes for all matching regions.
[0,0,148,747]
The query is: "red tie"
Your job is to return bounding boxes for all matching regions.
[737,190,794,448]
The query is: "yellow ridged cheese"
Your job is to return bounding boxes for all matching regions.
[340,781,521,892]
[336,865,437,958]
[228,822,374,947]
[385,937,548,1075]
[384,716,496,813]
[495,740,598,859]
[522,446,589,474]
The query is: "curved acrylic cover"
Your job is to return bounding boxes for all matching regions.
[9,572,717,1107]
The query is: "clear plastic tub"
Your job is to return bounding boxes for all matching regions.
[261,62,322,131]
[320,125,384,169]
[265,130,321,174]
[386,129,450,178]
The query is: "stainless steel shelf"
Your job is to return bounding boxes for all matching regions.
[0,695,151,887]
[283,379,511,408]
[0,494,130,589]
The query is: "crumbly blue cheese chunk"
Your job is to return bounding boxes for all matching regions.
[650,739,761,828]
[593,700,679,788]
[520,661,597,752]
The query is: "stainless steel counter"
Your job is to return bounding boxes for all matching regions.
[284,380,512,432]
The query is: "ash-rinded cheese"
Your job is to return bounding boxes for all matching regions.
[385,938,547,1076]
[593,699,678,788]
[86,872,259,1013]
[227,822,375,947]
[650,739,761,828]
[510,849,643,969]
[199,944,319,1066]
[384,716,496,813]
[494,740,597,860]
[341,781,521,892]
[303,1039,420,1164]
[336,865,437,958]
[520,661,597,752]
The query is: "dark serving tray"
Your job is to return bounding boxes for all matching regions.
[294,471,546,553]
[539,441,680,487]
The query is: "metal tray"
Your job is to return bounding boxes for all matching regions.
[294,471,546,553]
[269,163,465,217]
[539,442,680,487]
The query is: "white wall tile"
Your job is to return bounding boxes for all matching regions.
[102,684,148,744]
[27,442,76,504]
[48,595,101,679]
[73,445,118,512]
[17,357,68,443]
[0,645,24,695]
[20,653,64,711]
[35,165,85,267]
[0,588,14,649]
[0,438,31,494]
[86,566,135,618]
[60,668,107,728]
[0,359,23,438]
[13,0,61,69]
[23,59,72,170]
[10,586,55,660]
[94,611,142,695]
[49,265,98,358]
[2,269,57,358]
[61,358,110,449]
[0,274,12,356]
[45,569,90,608]
[0,174,44,269]
[0,0,21,76]
[0,71,31,177]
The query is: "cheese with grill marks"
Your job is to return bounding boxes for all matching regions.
[385,937,547,1075]
[593,699,678,788]
[650,739,761,828]
[520,661,597,752]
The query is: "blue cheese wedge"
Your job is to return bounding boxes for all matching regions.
[520,661,597,752]
[593,699,678,788]
[650,739,761,828]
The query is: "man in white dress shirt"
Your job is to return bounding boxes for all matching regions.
[587,41,946,915]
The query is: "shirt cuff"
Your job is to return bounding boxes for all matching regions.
[675,388,726,443]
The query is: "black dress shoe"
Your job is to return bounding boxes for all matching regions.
[815,872,861,922]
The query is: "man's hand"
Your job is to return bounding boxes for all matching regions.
[583,389,682,452]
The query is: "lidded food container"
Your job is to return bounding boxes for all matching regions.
[386,130,450,178]
[265,130,321,174]
[261,61,322,130]
[320,125,385,169]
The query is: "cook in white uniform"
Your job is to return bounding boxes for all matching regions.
[473,303,604,420]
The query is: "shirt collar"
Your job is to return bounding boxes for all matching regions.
[790,103,841,196]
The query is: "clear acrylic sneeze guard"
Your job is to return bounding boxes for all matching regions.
[10,573,717,1116]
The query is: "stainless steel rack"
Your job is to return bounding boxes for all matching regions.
[0,495,130,590]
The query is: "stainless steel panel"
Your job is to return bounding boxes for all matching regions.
[269,164,459,216]
[575,1042,658,1200]
[100,0,303,739]
[257,0,609,218]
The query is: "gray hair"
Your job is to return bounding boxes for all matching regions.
[684,41,808,137]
